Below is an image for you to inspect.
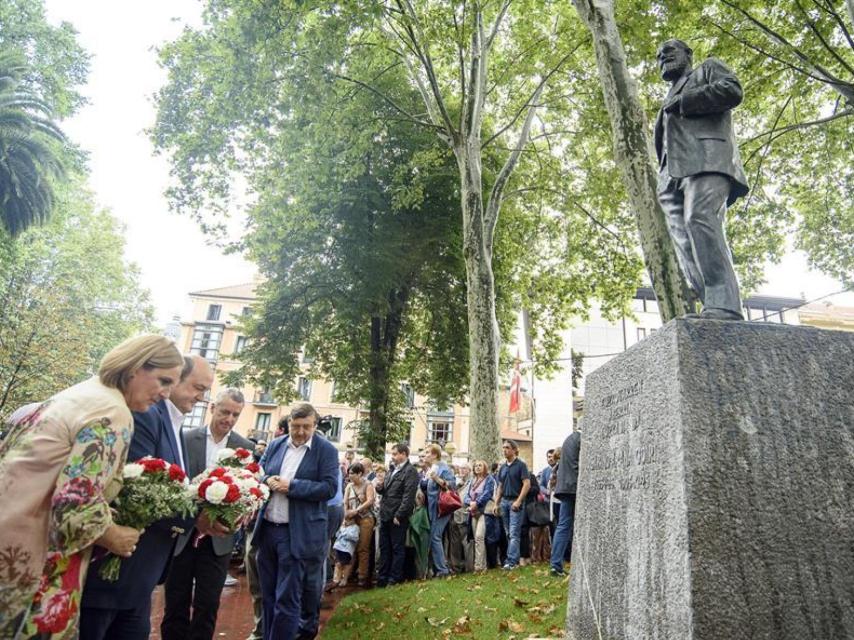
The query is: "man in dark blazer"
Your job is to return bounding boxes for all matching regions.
[375,442,419,587]
[654,39,749,321]
[254,403,339,640]
[549,428,581,577]
[80,355,215,640]
[161,388,253,640]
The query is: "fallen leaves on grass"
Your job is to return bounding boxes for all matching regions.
[499,619,525,633]
[452,615,472,633]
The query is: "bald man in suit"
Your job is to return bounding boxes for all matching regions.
[654,39,748,321]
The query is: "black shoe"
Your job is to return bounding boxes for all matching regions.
[550,568,567,577]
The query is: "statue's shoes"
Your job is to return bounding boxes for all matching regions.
[685,309,743,321]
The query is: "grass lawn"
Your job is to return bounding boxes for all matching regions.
[322,565,569,639]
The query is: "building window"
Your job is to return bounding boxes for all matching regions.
[637,327,647,341]
[255,388,275,404]
[400,383,415,409]
[330,381,342,403]
[235,335,248,353]
[206,304,222,321]
[255,412,272,432]
[325,416,342,442]
[242,306,252,317]
[297,377,312,401]
[427,420,452,445]
[184,402,207,428]
[190,324,223,362]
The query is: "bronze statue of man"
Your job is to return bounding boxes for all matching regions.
[654,39,749,321]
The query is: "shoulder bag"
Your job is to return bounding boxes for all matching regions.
[438,486,463,517]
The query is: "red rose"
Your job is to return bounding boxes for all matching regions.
[250,487,263,499]
[209,467,227,478]
[198,478,214,498]
[168,464,186,482]
[140,457,167,473]
[246,462,260,474]
[224,484,241,503]
[220,474,234,485]
[235,448,251,459]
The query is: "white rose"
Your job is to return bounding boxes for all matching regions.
[216,448,236,462]
[205,481,230,504]
[259,484,271,500]
[236,478,256,493]
[123,463,144,479]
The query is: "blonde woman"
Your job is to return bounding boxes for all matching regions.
[0,335,183,639]
[419,443,456,577]
[464,460,496,572]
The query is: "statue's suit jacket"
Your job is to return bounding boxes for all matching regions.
[83,400,193,609]
[174,426,254,557]
[654,58,749,206]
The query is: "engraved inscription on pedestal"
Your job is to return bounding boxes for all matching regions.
[567,319,854,640]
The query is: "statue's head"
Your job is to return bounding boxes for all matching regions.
[656,39,693,82]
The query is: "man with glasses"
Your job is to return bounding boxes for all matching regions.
[253,403,339,640]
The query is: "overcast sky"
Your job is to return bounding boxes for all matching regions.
[44,1,852,327]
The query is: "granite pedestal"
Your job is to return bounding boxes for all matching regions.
[566,319,854,640]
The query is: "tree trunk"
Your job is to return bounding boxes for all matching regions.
[365,287,409,458]
[572,0,693,321]
[458,147,501,463]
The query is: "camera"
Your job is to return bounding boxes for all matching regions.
[317,415,334,434]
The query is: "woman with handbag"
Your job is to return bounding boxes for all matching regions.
[464,460,495,572]
[419,444,456,577]
[343,462,376,587]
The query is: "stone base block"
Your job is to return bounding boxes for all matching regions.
[566,319,854,640]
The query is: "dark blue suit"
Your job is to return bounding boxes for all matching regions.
[253,434,338,640]
[80,400,191,640]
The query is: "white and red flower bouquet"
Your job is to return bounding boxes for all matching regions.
[189,465,269,533]
[215,446,263,477]
[98,456,195,580]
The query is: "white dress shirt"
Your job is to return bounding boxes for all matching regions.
[265,436,313,524]
[165,400,186,470]
[205,427,230,468]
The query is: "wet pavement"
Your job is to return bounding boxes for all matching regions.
[149,570,352,639]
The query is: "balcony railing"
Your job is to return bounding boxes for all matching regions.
[254,392,276,405]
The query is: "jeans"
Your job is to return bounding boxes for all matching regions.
[257,522,323,640]
[500,498,524,567]
[430,513,451,575]
[550,495,576,571]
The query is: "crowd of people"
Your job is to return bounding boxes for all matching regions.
[0,334,580,640]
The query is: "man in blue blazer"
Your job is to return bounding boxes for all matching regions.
[254,403,339,640]
[80,355,216,640]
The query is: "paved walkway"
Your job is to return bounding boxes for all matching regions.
[149,572,352,638]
